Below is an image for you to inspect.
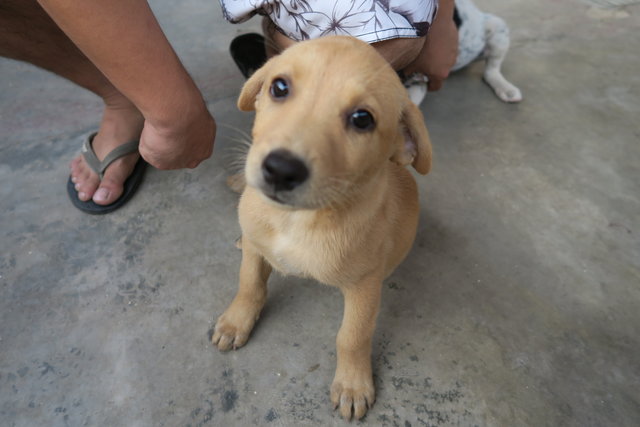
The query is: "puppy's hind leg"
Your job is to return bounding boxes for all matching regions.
[482,14,522,103]
[213,238,272,351]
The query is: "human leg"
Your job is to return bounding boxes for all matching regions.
[230,0,454,107]
[403,0,459,91]
[262,15,424,71]
[0,0,144,206]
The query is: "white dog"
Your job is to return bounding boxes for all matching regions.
[406,0,523,104]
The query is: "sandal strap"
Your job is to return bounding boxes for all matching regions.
[81,133,140,179]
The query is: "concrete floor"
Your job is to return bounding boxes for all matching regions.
[1,0,639,426]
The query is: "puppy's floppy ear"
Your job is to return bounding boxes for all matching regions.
[237,61,271,112]
[391,102,433,175]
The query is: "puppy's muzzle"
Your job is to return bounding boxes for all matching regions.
[261,149,309,193]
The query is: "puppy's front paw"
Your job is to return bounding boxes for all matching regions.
[212,301,261,351]
[330,370,375,420]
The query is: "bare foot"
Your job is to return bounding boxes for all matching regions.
[70,99,144,205]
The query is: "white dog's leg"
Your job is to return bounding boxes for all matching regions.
[482,14,522,103]
[403,72,429,106]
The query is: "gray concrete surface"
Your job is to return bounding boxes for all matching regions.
[1,1,639,426]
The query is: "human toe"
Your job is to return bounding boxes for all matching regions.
[91,156,138,205]
[92,176,124,206]
[70,155,91,183]
[76,177,99,202]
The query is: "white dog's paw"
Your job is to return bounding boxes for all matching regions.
[494,83,522,103]
[402,73,429,106]
[484,72,523,103]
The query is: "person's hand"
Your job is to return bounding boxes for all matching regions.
[421,10,459,91]
[139,103,216,170]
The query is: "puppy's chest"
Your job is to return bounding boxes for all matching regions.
[247,216,351,284]
[268,232,316,277]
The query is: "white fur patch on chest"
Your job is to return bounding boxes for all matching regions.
[269,232,307,276]
[259,218,346,284]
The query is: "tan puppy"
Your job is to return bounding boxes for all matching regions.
[212,36,432,420]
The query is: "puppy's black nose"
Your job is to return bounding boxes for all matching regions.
[262,149,309,191]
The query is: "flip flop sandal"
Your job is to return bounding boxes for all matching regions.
[230,33,268,78]
[67,133,147,215]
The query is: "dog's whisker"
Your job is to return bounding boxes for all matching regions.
[219,138,251,151]
[225,153,247,164]
[224,161,247,175]
[224,145,250,158]
[224,150,249,163]
[224,132,252,142]
[310,176,354,210]
[225,150,249,160]
[223,138,253,161]
[221,149,246,159]
[218,122,253,141]
[221,155,247,170]
[221,139,250,173]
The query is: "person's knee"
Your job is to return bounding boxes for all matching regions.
[258,23,425,73]
[371,37,425,71]
[262,17,295,57]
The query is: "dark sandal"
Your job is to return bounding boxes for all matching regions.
[67,133,147,215]
[230,33,268,78]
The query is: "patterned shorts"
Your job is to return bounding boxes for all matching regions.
[219,0,439,43]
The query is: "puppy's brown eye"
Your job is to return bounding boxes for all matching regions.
[349,109,375,131]
[270,78,289,99]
